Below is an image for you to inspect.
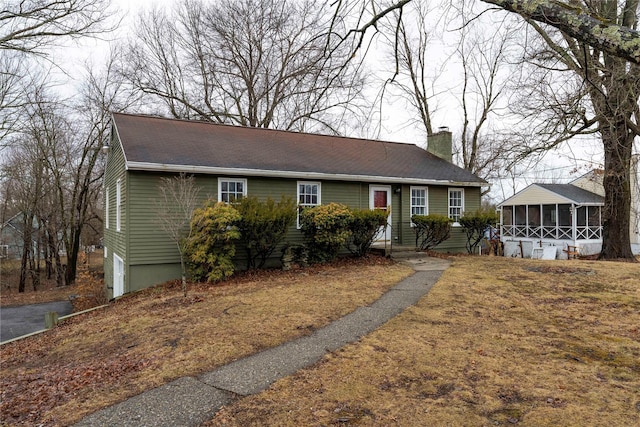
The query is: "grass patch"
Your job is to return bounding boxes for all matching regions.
[206,256,640,426]
[0,256,411,426]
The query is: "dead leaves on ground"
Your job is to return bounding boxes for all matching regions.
[0,255,407,426]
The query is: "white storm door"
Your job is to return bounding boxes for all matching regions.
[370,185,392,241]
[113,254,124,298]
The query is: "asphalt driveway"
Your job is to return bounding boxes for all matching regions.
[0,300,73,343]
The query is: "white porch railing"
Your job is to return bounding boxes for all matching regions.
[501,225,602,240]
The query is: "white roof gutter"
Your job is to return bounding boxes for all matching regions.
[125,161,486,187]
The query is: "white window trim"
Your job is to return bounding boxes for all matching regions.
[218,177,247,203]
[297,181,321,229]
[410,186,428,226]
[116,179,121,232]
[105,187,109,229]
[448,187,464,226]
[104,246,107,258]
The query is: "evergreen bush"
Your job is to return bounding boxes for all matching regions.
[184,200,241,283]
[459,209,499,254]
[236,196,297,269]
[300,202,354,263]
[412,214,453,250]
[347,208,389,256]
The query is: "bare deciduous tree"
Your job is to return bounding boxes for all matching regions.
[60,50,138,284]
[343,0,638,260]
[0,52,28,141]
[378,0,517,184]
[381,0,441,138]
[0,0,114,55]
[494,0,639,260]
[481,0,640,64]
[155,173,201,297]
[1,50,137,288]
[120,0,366,133]
[0,0,117,141]
[454,3,521,182]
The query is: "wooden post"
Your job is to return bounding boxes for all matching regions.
[45,312,59,329]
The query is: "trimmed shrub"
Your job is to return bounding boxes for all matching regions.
[347,208,389,257]
[300,202,354,263]
[236,196,297,269]
[412,214,453,250]
[184,200,241,283]
[459,209,500,254]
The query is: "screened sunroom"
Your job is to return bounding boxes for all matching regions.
[498,183,604,259]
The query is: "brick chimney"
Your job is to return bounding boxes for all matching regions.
[427,127,452,162]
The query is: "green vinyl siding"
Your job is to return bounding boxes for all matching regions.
[396,185,481,252]
[127,172,213,264]
[105,159,482,295]
[433,186,481,252]
[244,177,295,200]
[102,132,128,298]
[322,181,367,208]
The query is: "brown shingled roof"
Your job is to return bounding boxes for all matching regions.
[112,112,486,186]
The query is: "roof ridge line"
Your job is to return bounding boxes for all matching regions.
[111,111,425,148]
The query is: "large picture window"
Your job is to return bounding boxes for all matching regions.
[218,178,246,203]
[448,188,464,224]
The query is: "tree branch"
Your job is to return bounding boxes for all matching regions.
[481,0,640,64]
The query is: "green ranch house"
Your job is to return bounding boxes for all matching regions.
[102,113,486,298]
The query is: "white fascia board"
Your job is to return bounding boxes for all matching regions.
[497,183,575,206]
[498,184,603,207]
[125,161,486,187]
[109,117,130,171]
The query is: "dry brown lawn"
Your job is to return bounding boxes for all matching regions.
[206,256,640,427]
[0,256,411,427]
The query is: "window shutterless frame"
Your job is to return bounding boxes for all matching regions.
[297,181,321,228]
[448,188,464,225]
[218,178,247,203]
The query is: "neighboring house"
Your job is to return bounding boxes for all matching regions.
[103,113,486,298]
[0,212,37,260]
[498,160,640,258]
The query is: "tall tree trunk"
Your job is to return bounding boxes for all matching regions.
[18,239,29,293]
[44,232,52,280]
[599,123,635,260]
[47,229,65,287]
[65,226,81,285]
[18,213,34,293]
[55,250,65,287]
[28,247,39,291]
[589,46,638,261]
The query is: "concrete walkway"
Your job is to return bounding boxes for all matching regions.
[75,255,449,427]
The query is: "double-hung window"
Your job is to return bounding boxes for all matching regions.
[448,188,464,224]
[297,181,321,228]
[410,187,428,223]
[219,178,246,203]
